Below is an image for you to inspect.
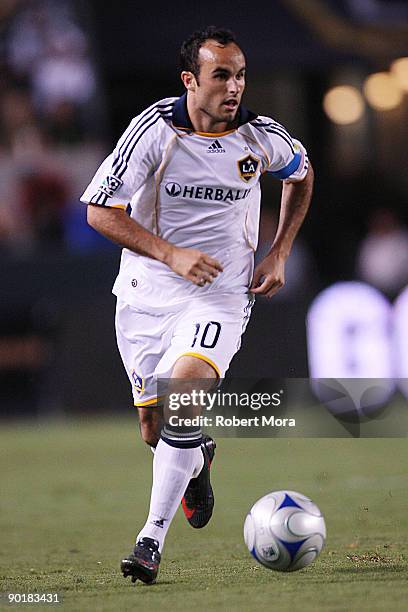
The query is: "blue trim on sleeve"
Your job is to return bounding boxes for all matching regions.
[271,151,302,180]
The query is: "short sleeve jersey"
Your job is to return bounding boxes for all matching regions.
[81,94,308,309]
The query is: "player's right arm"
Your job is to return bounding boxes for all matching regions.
[87,204,222,286]
[81,101,222,286]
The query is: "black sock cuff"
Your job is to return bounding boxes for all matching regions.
[161,426,202,449]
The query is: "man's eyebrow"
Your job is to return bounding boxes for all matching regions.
[211,66,246,74]
[212,67,230,74]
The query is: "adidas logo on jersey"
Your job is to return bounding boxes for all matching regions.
[207,140,225,153]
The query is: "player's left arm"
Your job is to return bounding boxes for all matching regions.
[250,163,314,297]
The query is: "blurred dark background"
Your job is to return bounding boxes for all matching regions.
[1,0,407,416]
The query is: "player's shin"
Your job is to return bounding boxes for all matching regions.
[135,386,204,552]
[137,405,163,448]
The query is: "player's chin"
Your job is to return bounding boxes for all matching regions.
[225,109,238,121]
[219,106,238,121]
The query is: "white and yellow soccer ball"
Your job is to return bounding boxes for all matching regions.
[244,490,326,571]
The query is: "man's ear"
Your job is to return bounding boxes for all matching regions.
[181,71,197,92]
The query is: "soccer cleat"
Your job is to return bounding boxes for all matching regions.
[181,435,216,528]
[121,537,161,584]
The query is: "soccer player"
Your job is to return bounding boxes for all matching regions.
[81,26,313,584]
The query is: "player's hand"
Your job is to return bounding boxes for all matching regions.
[165,246,223,286]
[250,251,286,298]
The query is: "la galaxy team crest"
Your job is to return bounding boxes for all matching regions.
[131,370,145,396]
[237,154,260,182]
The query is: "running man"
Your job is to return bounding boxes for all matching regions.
[81,25,313,584]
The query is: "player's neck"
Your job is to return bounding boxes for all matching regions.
[186,97,235,134]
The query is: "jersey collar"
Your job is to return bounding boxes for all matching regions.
[172,92,258,133]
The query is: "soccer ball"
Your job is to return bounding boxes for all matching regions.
[244,490,326,572]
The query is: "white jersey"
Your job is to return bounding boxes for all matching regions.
[80,94,308,309]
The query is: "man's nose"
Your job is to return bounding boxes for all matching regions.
[227,77,240,94]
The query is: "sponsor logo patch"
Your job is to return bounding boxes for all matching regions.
[164,182,252,203]
[131,370,145,396]
[98,174,123,198]
[237,154,260,182]
[165,182,182,197]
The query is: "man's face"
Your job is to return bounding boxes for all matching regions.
[190,41,246,125]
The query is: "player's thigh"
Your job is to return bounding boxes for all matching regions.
[115,299,173,406]
[171,354,218,379]
[156,294,255,380]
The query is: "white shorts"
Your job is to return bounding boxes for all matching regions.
[115,293,254,407]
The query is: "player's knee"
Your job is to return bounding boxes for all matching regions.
[172,355,218,380]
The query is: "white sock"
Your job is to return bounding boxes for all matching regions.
[149,443,203,476]
[136,438,203,552]
[149,443,203,480]
[191,450,204,478]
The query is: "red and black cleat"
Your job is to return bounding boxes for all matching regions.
[121,537,161,584]
[182,435,216,528]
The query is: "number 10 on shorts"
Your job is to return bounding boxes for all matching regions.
[191,322,221,349]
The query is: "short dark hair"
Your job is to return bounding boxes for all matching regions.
[180,26,239,81]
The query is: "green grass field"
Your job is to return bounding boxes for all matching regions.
[1,419,407,611]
